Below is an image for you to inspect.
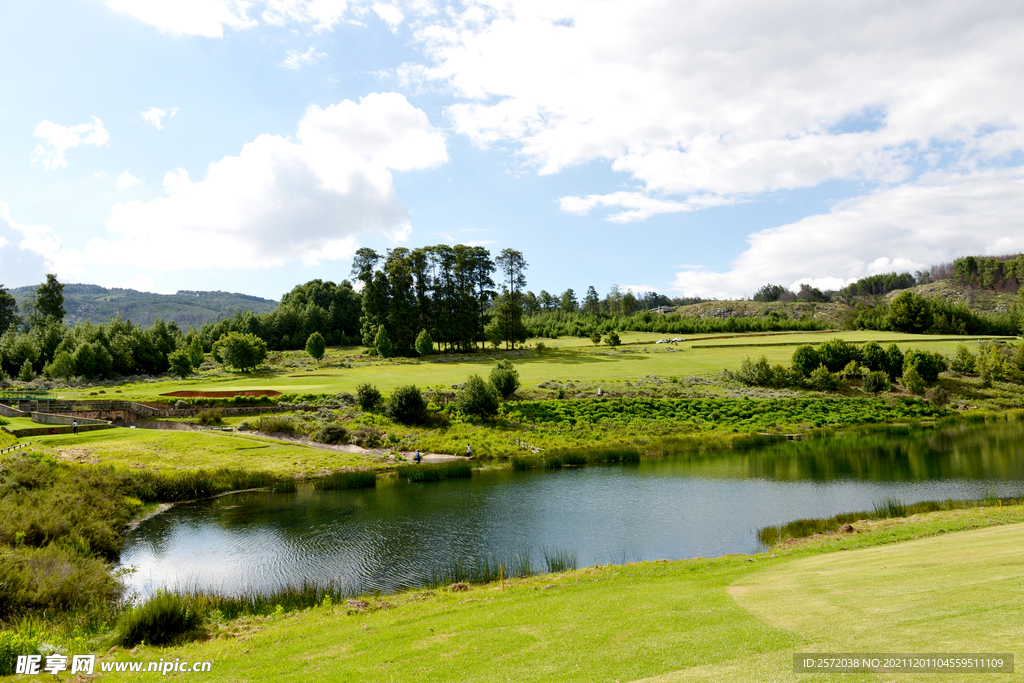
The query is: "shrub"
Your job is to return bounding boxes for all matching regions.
[195,408,223,425]
[167,349,193,378]
[903,349,948,384]
[305,332,326,363]
[456,374,500,418]
[489,360,520,400]
[841,360,863,380]
[0,545,122,621]
[808,365,840,391]
[790,344,820,376]
[817,338,861,373]
[356,383,381,411]
[860,341,885,371]
[351,425,383,448]
[174,399,190,409]
[590,331,602,345]
[18,359,35,382]
[604,330,621,347]
[901,365,926,394]
[950,344,977,374]
[415,329,434,356]
[736,355,772,386]
[887,291,933,333]
[312,423,348,445]
[116,592,205,647]
[925,386,950,407]
[253,415,300,434]
[385,385,427,425]
[214,332,268,372]
[862,370,891,394]
[883,343,905,381]
[374,326,392,358]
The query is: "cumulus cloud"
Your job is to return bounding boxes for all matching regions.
[406,0,1024,217]
[0,202,84,284]
[142,107,179,130]
[671,168,1024,299]
[32,117,109,170]
[281,46,327,69]
[91,92,447,271]
[372,2,403,30]
[117,172,143,189]
[107,0,256,37]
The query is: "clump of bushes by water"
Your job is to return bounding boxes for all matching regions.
[115,592,205,647]
[313,470,377,490]
[0,630,41,676]
[0,544,123,622]
[312,423,349,444]
[399,461,471,483]
[757,494,1024,547]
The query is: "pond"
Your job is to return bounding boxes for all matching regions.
[121,419,1024,597]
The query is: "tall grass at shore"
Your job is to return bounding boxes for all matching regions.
[758,493,1024,546]
[398,461,472,482]
[511,445,641,471]
[313,469,377,490]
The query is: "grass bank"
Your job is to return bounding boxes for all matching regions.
[79,504,1024,682]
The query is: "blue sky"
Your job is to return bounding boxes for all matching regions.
[2,0,1023,302]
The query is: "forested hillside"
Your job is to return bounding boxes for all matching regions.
[9,284,278,328]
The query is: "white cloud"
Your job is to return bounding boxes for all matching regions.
[92,93,447,271]
[0,202,85,283]
[107,0,256,37]
[117,172,143,189]
[262,0,352,31]
[559,191,732,223]
[372,2,403,30]
[142,107,179,130]
[32,117,109,170]
[671,168,1024,299]
[281,46,327,69]
[408,0,1024,213]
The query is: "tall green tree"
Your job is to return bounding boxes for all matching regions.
[0,285,18,335]
[374,325,392,358]
[305,331,326,364]
[582,286,600,315]
[32,274,65,326]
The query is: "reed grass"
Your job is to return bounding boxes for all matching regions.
[398,461,472,483]
[757,494,1024,546]
[542,547,578,573]
[165,581,357,621]
[313,470,377,490]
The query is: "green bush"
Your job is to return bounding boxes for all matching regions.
[901,365,926,394]
[489,360,520,400]
[791,344,820,376]
[312,423,348,445]
[950,344,977,374]
[808,365,840,391]
[252,415,301,434]
[860,341,885,371]
[903,349,948,384]
[862,370,891,394]
[415,329,434,356]
[0,545,122,620]
[385,385,427,425]
[356,383,382,411]
[456,374,500,418]
[883,343,904,381]
[351,425,383,448]
[194,408,223,425]
[313,469,376,490]
[116,592,205,647]
[817,338,861,373]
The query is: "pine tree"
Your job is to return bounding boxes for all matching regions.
[374,325,392,358]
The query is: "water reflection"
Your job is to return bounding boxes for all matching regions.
[121,420,1024,597]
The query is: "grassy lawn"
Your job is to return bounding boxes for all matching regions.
[93,506,1024,682]
[26,429,374,475]
[52,331,1010,402]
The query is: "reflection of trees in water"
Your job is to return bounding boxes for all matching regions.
[650,421,1024,482]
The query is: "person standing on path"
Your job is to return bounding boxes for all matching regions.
[415,449,421,464]
[466,443,472,459]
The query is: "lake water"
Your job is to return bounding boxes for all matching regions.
[121,420,1024,597]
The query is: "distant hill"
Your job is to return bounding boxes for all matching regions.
[10,284,278,329]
